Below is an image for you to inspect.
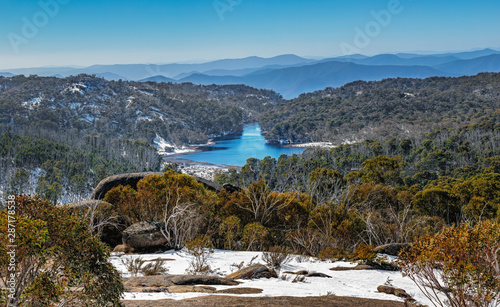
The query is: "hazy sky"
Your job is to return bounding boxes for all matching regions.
[0,0,499,69]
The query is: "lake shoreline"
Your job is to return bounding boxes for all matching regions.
[162,123,305,167]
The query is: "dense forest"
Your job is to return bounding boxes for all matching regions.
[0,75,281,202]
[261,73,500,144]
[0,127,160,203]
[0,74,281,144]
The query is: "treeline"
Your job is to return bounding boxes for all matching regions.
[0,126,161,203]
[216,121,500,190]
[260,73,500,144]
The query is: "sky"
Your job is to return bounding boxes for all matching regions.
[0,0,499,69]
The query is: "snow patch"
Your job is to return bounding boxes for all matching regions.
[153,135,197,156]
[22,96,42,109]
[126,96,135,108]
[291,142,335,149]
[110,249,432,305]
[66,83,87,94]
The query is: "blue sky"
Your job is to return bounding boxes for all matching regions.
[0,0,499,69]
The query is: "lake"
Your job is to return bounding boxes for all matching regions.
[171,123,305,167]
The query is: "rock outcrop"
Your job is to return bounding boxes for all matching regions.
[377,285,415,303]
[91,172,162,200]
[226,264,277,280]
[122,221,167,250]
[170,275,239,286]
[193,176,223,192]
[113,244,135,253]
[123,274,239,292]
[222,183,241,193]
[90,172,223,200]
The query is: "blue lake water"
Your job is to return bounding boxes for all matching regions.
[175,123,305,167]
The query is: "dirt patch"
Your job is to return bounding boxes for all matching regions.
[216,287,263,294]
[122,295,405,307]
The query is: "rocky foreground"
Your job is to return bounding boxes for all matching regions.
[123,295,405,307]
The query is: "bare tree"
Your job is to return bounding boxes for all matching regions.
[161,185,202,250]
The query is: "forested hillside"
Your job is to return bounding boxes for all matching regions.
[0,128,160,203]
[1,73,500,204]
[0,75,281,201]
[0,74,281,144]
[261,73,500,145]
[212,121,500,249]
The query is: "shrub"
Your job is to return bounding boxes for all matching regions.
[292,275,306,283]
[0,195,123,306]
[262,246,291,272]
[318,246,348,261]
[121,257,145,276]
[219,215,241,250]
[141,260,169,276]
[185,236,214,274]
[399,220,500,307]
[242,222,269,251]
[350,244,376,262]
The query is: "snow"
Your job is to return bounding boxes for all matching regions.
[69,102,81,109]
[110,249,432,305]
[153,135,197,156]
[126,96,135,108]
[22,96,42,109]
[81,115,96,122]
[291,142,335,149]
[290,140,358,149]
[180,165,227,181]
[67,83,87,94]
[136,116,153,122]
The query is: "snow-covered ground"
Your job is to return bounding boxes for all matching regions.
[110,249,431,305]
[179,165,227,181]
[289,140,359,149]
[153,135,198,156]
[290,142,336,148]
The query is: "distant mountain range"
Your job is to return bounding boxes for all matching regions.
[3,49,500,99]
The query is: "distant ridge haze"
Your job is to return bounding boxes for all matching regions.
[3,48,500,99]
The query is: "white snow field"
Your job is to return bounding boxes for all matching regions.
[110,249,432,305]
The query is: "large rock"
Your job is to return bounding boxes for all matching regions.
[123,275,238,291]
[374,243,411,256]
[91,172,162,200]
[222,183,241,193]
[122,221,167,250]
[91,172,223,200]
[377,285,413,300]
[226,264,278,280]
[168,285,216,293]
[113,244,135,253]
[193,176,222,192]
[170,275,239,286]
